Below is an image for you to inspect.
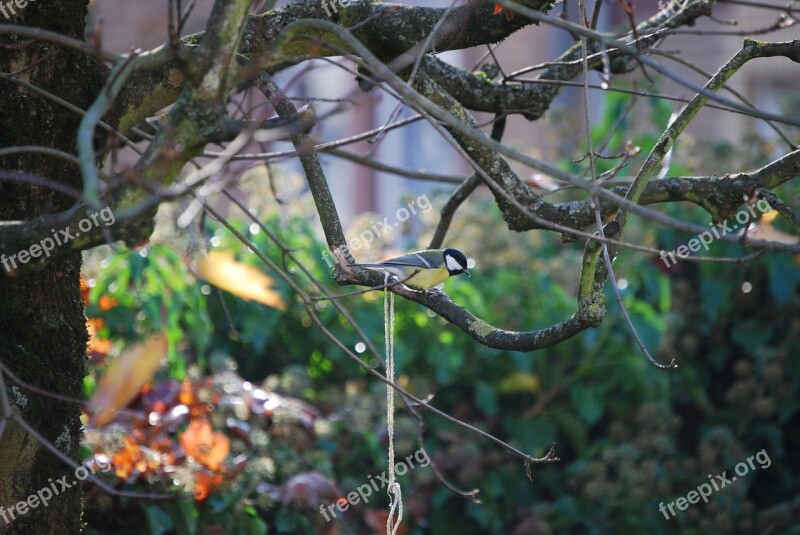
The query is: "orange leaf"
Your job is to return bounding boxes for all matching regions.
[197,250,286,310]
[179,418,230,471]
[110,436,147,480]
[87,336,167,426]
[86,317,112,360]
[193,471,224,501]
[80,275,90,304]
[179,378,196,406]
[761,207,778,223]
[98,295,118,311]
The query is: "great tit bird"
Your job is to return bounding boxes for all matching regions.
[359,248,470,291]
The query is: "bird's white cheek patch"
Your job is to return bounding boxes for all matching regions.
[445,255,464,271]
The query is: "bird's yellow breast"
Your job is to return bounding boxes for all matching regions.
[404,265,451,290]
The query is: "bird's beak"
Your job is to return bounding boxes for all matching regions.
[464,269,471,277]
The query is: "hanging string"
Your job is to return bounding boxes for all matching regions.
[384,273,402,535]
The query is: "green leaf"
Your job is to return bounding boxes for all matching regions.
[475,381,498,417]
[509,416,556,451]
[432,347,463,383]
[144,506,173,535]
[238,508,268,535]
[171,498,199,535]
[551,411,588,451]
[570,384,604,425]
[769,254,800,305]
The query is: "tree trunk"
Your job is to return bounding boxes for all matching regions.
[0,2,104,533]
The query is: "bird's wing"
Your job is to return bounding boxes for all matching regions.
[363,250,444,269]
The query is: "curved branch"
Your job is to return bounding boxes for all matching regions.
[4,25,799,274]
[422,0,712,119]
[255,71,349,255]
[114,0,554,131]
[429,173,482,249]
[352,265,602,351]
[422,56,550,120]
[519,148,800,233]
[617,39,800,229]
[498,0,800,127]
[237,0,554,59]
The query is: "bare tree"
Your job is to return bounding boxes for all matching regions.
[0,0,798,531]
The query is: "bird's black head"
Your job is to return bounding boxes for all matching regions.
[443,248,470,276]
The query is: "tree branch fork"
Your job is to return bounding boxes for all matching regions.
[0,2,798,354]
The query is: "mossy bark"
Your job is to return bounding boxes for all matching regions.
[0,1,105,533]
